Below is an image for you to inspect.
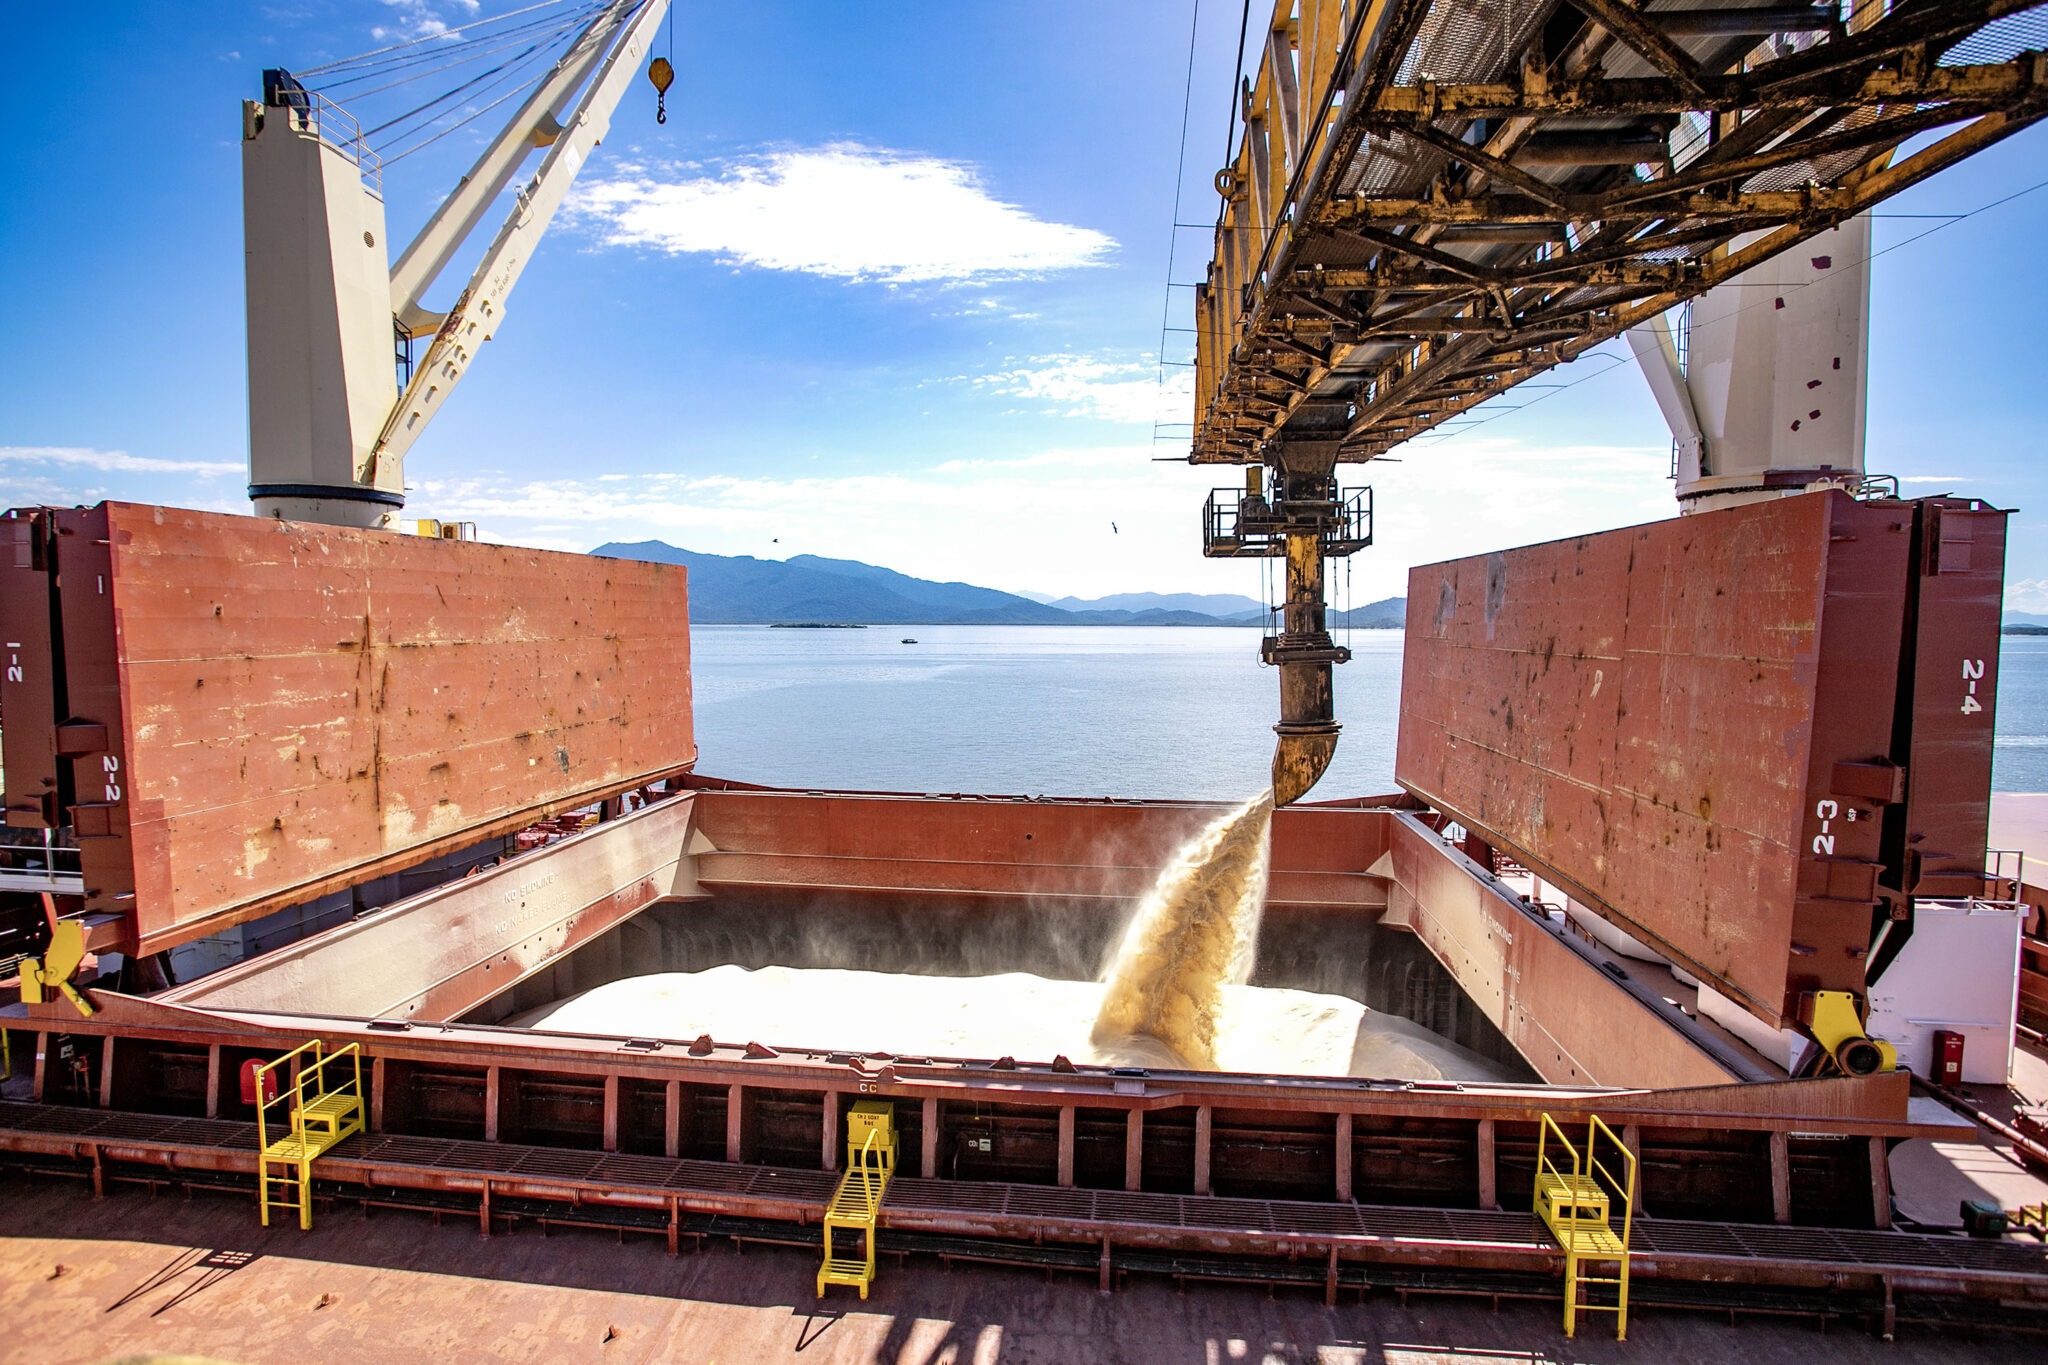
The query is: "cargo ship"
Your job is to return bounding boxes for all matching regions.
[6,0,2048,1350]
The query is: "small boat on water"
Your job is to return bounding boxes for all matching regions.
[901,637,919,644]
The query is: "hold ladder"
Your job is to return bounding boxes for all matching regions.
[818,1100,895,1299]
[255,1040,364,1231]
[1535,1111,1636,1339]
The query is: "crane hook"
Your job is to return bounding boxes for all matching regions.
[648,56,674,125]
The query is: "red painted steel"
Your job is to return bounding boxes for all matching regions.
[1,502,696,955]
[1385,814,1739,1089]
[686,789,1395,909]
[1394,493,1998,1029]
[34,988,1950,1136]
[163,791,697,1020]
[1897,501,2007,901]
[0,512,62,827]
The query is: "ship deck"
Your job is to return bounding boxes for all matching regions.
[0,1171,2041,1364]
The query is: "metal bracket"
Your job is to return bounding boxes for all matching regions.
[18,920,96,1018]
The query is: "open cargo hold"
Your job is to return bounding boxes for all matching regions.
[40,784,1966,1241]
[0,502,695,956]
[1395,492,2006,1029]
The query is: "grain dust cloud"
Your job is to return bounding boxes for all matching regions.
[1090,790,1275,1070]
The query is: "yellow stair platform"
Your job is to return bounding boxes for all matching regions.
[818,1100,896,1299]
[255,1040,364,1231]
[1535,1112,1636,1339]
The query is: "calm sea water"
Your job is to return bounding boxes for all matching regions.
[687,626,2048,799]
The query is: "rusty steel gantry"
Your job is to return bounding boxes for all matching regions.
[1192,0,2048,804]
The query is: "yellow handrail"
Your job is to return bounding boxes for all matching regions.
[1586,1113,1637,1257]
[254,1039,325,1155]
[258,1047,366,1154]
[849,1128,884,1209]
[1534,1110,1580,1220]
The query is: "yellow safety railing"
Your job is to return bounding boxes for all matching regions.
[1534,1112,1636,1340]
[255,1039,364,1231]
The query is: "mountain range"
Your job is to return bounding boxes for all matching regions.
[592,541,1408,628]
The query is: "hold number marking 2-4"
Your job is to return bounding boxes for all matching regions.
[1961,658,1985,715]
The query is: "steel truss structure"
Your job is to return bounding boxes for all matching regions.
[1191,0,2048,464]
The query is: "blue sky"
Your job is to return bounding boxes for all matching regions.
[3,2,2045,608]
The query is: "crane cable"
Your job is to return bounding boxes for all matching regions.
[296,0,592,77]
[301,0,633,161]
[313,7,602,99]
[361,36,568,143]
[1154,0,1203,398]
[378,50,574,167]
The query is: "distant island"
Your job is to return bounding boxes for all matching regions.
[2006,624,2048,636]
[592,540,1409,629]
[770,622,867,629]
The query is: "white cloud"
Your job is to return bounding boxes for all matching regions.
[567,145,1115,284]
[1358,434,1676,597]
[0,446,242,476]
[397,424,1680,604]
[972,355,1193,426]
[2007,578,2048,613]
[406,445,1250,600]
[369,0,470,43]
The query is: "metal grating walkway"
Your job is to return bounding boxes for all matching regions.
[4,1102,2044,1281]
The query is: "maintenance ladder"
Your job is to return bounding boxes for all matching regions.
[1535,1112,1636,1340]
[255,1040,364,1231]
[818,1100,896,1299]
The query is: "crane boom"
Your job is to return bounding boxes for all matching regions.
[387,15,624,335]
[243,0,671,529]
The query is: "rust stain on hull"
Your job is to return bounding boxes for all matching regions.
[0,502,696,955]
[1395,493,2006,1029]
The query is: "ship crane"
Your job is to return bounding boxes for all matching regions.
[1193,0,2048,806]
[242,0,673,529]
